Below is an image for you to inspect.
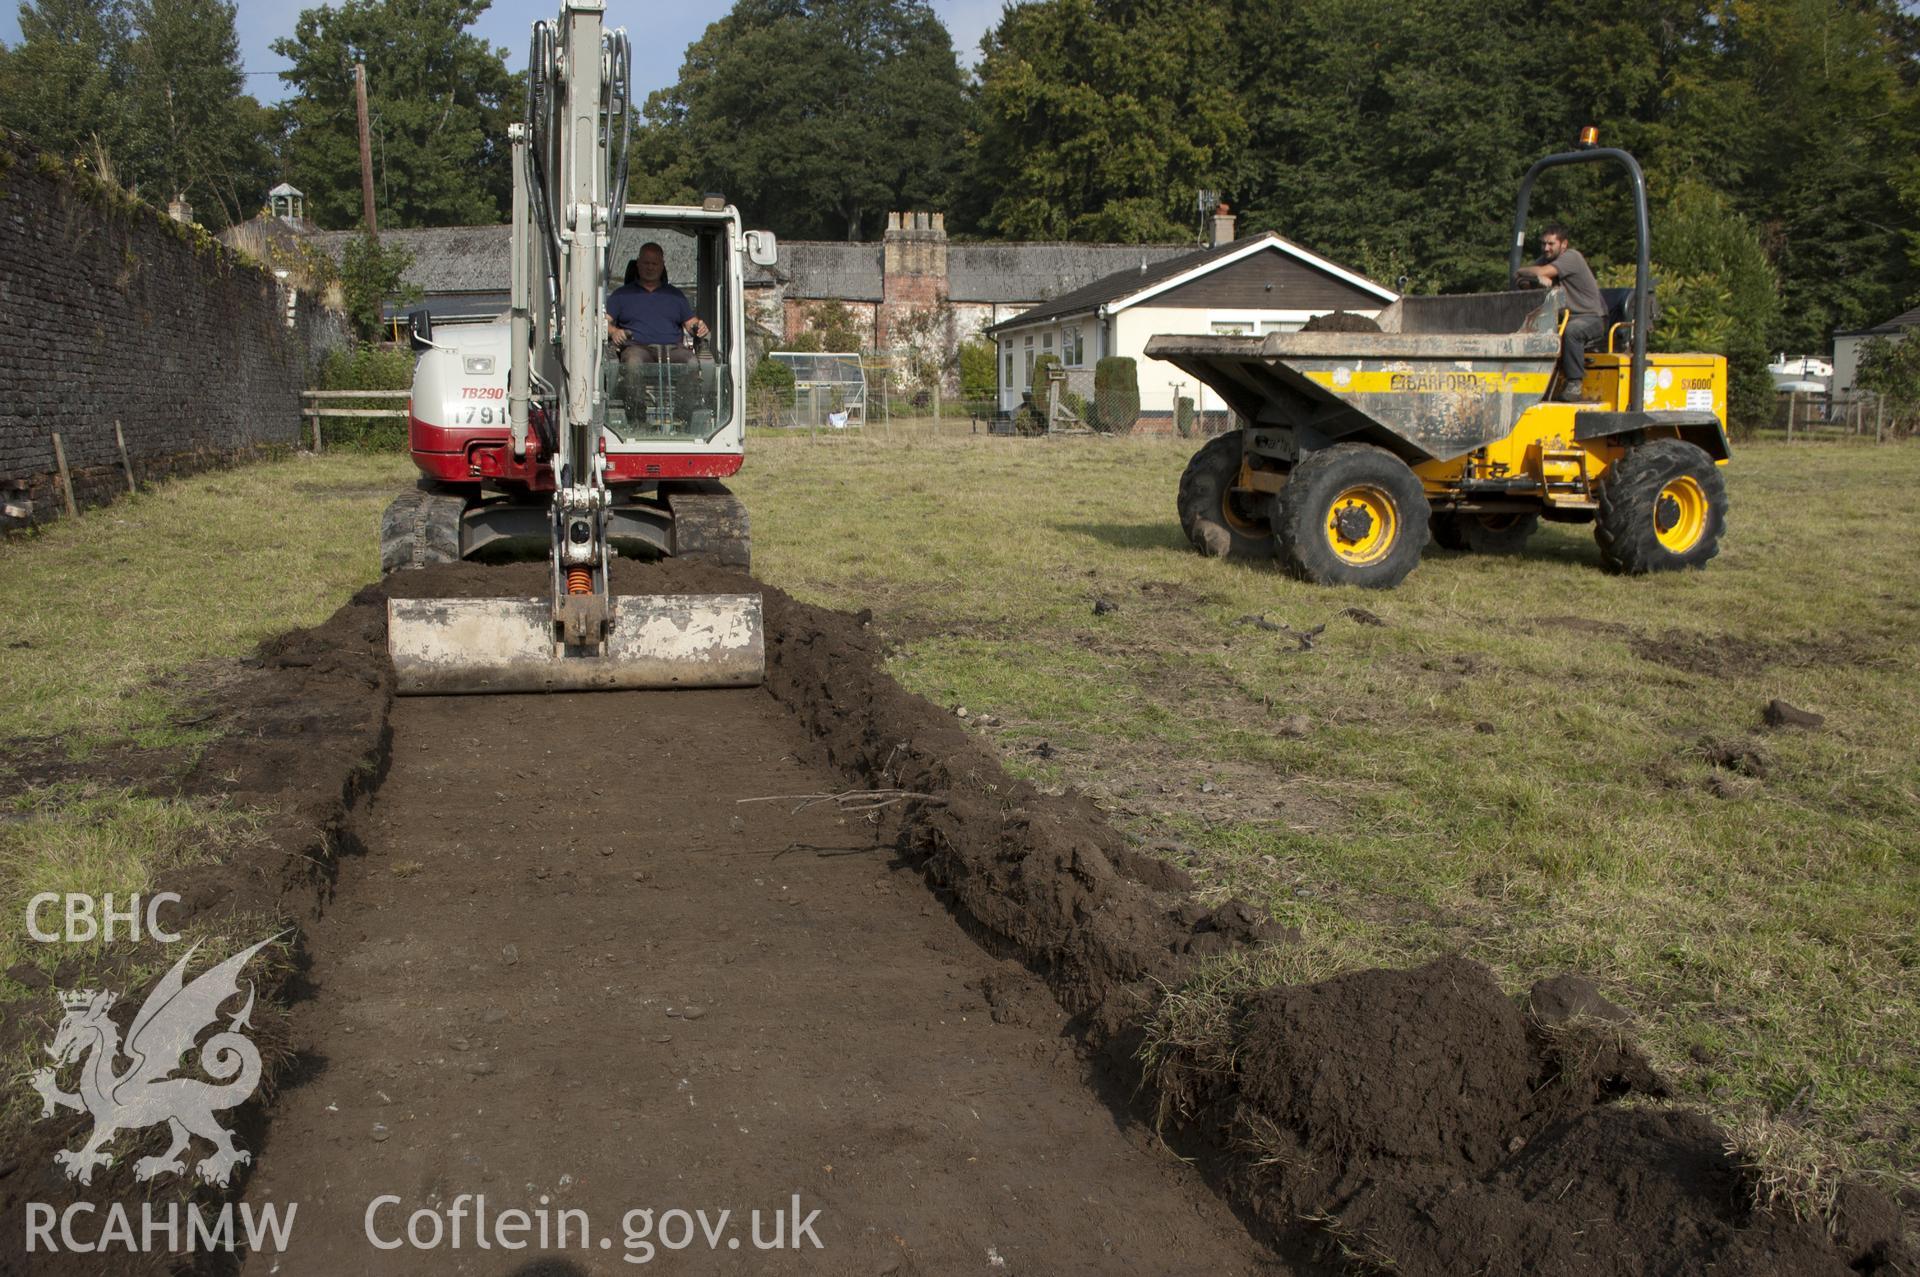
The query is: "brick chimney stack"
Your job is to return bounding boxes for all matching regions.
[879,210,950,349]
[883,210,948,284]
[1210,202,1237,247]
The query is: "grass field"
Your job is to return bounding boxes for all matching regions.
[1,429,1914,1190]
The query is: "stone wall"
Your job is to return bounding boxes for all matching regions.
[0,138,347,525]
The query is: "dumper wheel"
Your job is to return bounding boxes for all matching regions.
[1432,512,1540,555]
[1273,444,1430,589]
[380,484,467,574]
[1178,432,1273,559]
[1594,439,1726,574]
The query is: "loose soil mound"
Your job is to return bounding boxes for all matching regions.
[5,556,1909,1276]
[1299,311,1382,333]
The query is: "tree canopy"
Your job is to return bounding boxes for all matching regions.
[273,0,519,230]
[962,0,1242,242]
[636,0,969,241]
[0,0,268,225]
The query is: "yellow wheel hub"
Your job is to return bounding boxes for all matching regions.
[1653,475,1708,552]
[1325,485,1397,565]
[1220,484,1265,535]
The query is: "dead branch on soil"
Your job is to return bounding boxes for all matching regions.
[737,788,949,816]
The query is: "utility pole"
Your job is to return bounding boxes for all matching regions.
[355,61,378,238]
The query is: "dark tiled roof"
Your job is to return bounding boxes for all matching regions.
[310,225,510,294]
[985,233,1392,332]
[747,242,883,301]
[947,242,1190,303]
[309,225,724,297]
[982,236,1258,331]
[302,224,1306,316]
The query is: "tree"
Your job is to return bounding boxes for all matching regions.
[339,232,421,340]
[1856,333,1920,433]
[0,0,272,226]
[123,0,270,226]
[1664,0,1920,352]
[0,0,134,167]
[1225,0,1544,291]
[1607,179,1782,429]
[965,0,1242,242]
[642,0,968,241]
[274,0,519,229]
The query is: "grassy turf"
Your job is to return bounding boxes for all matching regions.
[732,425,1920,1190]
[0,452,405,753]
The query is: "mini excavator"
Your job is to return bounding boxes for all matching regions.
[381,0,777,693]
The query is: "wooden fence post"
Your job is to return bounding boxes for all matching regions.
[1876,395,1884,445]
[1787,392,1797,442]
[50,432,78,518]
[113,420,136,494]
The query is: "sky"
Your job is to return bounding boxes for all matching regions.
[1,1,1008,100]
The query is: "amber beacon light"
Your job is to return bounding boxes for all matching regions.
[1578,126,1600,148]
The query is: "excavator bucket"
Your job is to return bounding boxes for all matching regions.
[387,593,764,695]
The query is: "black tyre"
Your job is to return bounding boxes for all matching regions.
[1272,443,1430,588]
[1177,431,1274,559]
[1432,512,1540,555]
[1594,439,1726,574]
[379,486,467,573]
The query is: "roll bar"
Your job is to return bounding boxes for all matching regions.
[1508,145,1652,411]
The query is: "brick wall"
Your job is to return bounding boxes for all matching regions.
[0,139,348,524]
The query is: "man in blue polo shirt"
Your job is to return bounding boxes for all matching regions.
[606,241,708,365]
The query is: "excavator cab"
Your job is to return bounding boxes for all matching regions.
[604,223,732,443]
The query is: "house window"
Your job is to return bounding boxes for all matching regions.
[1211,321,1253,335]
[1024,350,1034,386]
[1063,327,1083,365]
[1260,321,1302,335]
[1043,332,1053,350]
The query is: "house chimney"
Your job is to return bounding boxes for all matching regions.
[1210,201,1236,247]
[168,194,193,225]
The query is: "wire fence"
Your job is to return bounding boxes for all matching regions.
[749,348,1261,440]
[1774,389,1907,442]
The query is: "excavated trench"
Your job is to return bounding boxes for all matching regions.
[9,558,1907,1276]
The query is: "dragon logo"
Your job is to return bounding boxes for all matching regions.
[30,935,279,1187]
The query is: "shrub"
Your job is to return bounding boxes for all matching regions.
[1856,334,1920,435]
[339,234,422,343]
[958,338,997,401]
[1092,356,1140,434]
[314,343,415,450]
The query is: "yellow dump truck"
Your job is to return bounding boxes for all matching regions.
[1155,138,1730,589]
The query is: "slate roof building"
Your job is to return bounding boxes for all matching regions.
[288,205,1390,425]
[985,215,1398,423]
[299,213,1196,380]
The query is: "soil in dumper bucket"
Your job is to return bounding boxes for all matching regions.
[54,556,1898,1277]
[1298,311,1381,333]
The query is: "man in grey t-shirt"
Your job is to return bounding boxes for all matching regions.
[1515,223,1606,401]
